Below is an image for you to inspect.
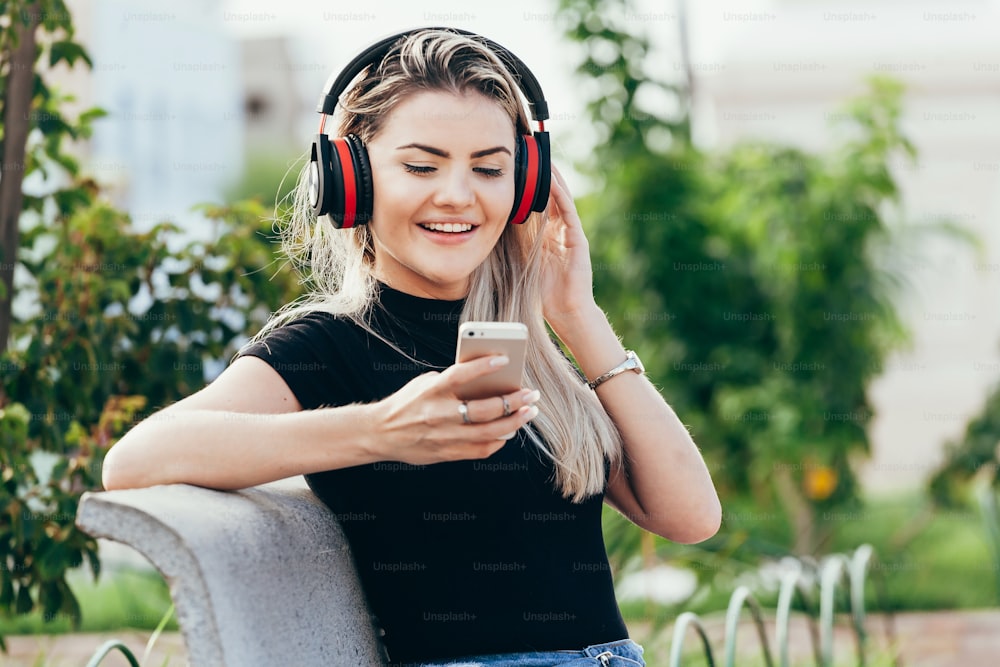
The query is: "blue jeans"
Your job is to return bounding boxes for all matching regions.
[398,638,646,666]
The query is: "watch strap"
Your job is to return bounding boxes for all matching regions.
[587,350,644,390]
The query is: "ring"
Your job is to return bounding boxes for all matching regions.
[458,401,472,424]
[501,396,512,417]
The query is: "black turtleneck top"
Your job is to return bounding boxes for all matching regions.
[238,283,628,664]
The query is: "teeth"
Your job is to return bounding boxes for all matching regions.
[423,222,473,233]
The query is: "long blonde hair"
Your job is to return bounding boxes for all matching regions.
[252,29,623,502]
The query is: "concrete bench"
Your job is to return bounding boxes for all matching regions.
[75,477,386,667]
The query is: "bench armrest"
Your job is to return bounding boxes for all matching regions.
[75,477,385,667]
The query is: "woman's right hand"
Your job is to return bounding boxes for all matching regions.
[367,355,540,465]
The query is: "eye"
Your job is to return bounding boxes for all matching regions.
[404,164,435,175]
[474,168,504,178]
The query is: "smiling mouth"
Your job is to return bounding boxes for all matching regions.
[419,222,476,233]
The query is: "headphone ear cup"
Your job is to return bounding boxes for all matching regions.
[329,136,362,228]
[508,132,549,225]
[315,134,372,229]
[530,131,551,214]
[346,134,373,226]
[309,135,334,218]
[508,135,529,224]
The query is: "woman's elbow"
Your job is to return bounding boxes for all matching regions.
[101,442,134,491]
[101,428,156,491]
[691,504,723,544]
[666,499,722,545]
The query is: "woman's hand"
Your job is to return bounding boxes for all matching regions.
[367,355,540,466]
[540,164,599,329]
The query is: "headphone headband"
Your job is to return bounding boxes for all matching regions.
[308,27,551,227]
[315,27,549,123]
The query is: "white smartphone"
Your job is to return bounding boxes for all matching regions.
[454,321,528,401]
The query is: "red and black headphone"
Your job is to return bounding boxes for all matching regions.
[307,27,551,229]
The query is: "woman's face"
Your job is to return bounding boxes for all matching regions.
[365,89,517,300]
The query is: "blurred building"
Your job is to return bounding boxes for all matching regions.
[685,0,1000,493]
[236,36,303,155]
[54,0,245,234]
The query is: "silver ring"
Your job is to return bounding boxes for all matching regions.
[458,401,472,424]
[501,396,512,417]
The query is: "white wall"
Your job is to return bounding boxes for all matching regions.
[63,0,245,234]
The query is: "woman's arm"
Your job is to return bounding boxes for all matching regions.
[102,355,539,492]
[101,357,379,491]
[551,308,722,545]
[539,165,721,544]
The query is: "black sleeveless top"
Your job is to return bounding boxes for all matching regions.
[239,283,628,664]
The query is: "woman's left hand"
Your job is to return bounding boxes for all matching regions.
[539,164,598,328]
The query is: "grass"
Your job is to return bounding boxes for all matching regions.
[830,494,996,610]
[612,490,993,666]
[0,566,175,636]
[618,490,996,624]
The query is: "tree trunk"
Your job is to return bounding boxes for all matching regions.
[774,466,816,555]
[0,3,42,351]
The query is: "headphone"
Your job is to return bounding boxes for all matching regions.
[307,27,551,229]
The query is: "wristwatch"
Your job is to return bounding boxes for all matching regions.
[587,350,645,390]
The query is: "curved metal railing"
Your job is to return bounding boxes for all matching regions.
[723,586,775,667]
[669,611,718,667]
[84,602,174,667]
[666,544,900,667]
[84,640,141,667]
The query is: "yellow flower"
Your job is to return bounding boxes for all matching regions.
[804,466,838,501]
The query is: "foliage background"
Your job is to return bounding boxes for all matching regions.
[561,0,915,556]
[1,0,997,654]
[0,0,301,648]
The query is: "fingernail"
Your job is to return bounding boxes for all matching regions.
[497,432,516,441]
[490,355,510,367]
[522,389,541,405]
[524,406,539,420]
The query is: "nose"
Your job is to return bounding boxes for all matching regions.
[432,166,476,209]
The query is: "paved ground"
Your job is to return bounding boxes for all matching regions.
[4,610,999,666]
[634,609,1000,666]
[5,629,187,667]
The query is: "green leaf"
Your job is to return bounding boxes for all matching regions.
[15,583,34,614]
[59,578,82,628]
[78,106,109,124]
[39,580,62,619]
[85,546,101,580]
[0,573,14,607]
[48,40,91,69]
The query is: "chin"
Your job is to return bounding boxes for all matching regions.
[431,270,477,289]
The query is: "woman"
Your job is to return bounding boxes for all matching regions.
[102,28,721,667]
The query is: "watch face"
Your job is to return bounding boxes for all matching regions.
[628,351,644,373]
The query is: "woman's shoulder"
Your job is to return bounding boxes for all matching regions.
[268,308,366,336]
[240,309,369,361]
[237,310,375,410]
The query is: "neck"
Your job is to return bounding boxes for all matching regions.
[373,270,471,301]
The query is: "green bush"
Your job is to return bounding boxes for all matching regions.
[559,0,940,557]
[0,1,301,649]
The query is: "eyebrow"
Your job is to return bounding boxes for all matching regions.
[395,143,511,158]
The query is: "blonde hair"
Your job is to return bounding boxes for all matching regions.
[253,29,623,502]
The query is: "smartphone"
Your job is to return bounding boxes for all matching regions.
[454,322,528,401]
